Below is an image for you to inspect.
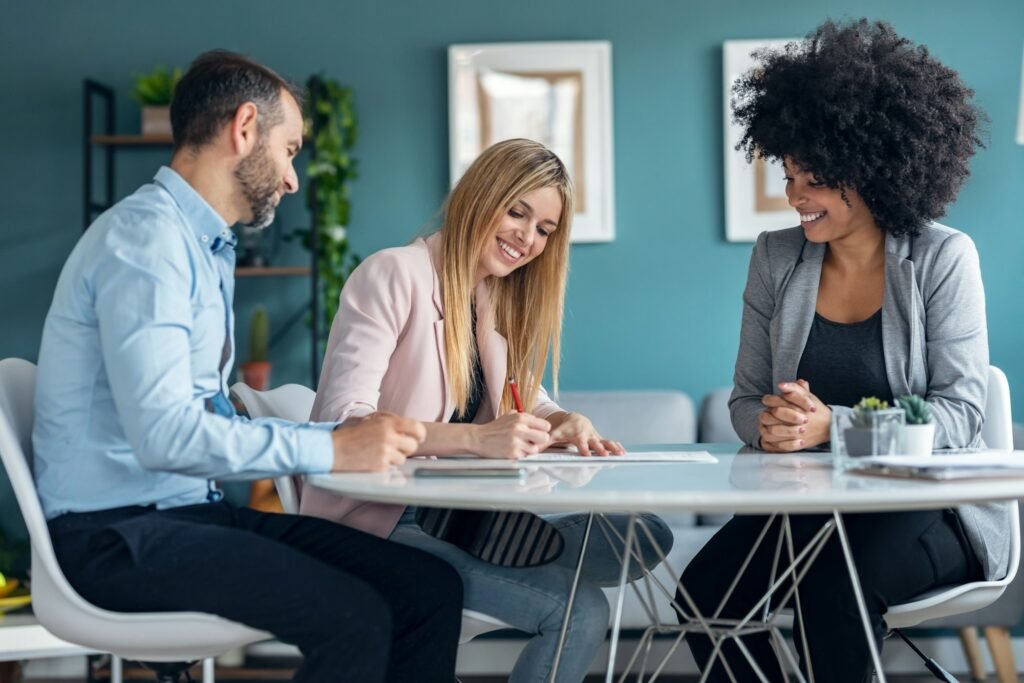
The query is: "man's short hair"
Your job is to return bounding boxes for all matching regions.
[170,50,304,151]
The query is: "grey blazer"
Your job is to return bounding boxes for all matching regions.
[730,223,1009,580]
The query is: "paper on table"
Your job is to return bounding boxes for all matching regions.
[860,452,1024,469]
[521,450,717,464]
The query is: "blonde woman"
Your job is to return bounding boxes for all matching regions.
[301,139,672,682]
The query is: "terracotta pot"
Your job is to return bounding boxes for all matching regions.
[141,105,171,136]
[240,361,271,391]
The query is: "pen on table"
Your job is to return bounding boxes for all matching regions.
[508,377,524,413]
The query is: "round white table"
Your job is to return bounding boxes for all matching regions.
[308,444,1024,514]
[308,444,1024,683]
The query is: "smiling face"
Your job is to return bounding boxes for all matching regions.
[235,88,303,229]
[475,185,563,282]
[783,158,877,243]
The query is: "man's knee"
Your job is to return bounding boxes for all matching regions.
[307,582,394,653]
[413,550,464,618]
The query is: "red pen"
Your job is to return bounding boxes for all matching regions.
[508,377,524,413]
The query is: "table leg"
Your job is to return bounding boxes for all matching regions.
[832,511,886,683]
[549,511,595,683]
[605,514,637,683]
[623,514,834,683]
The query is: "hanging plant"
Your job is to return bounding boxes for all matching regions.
[292,74,361,339]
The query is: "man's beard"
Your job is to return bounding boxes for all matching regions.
[235,139,279,230]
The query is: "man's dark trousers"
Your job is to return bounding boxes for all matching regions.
[49,500,463,682]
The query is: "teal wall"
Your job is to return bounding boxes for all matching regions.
[1,1,1022,538]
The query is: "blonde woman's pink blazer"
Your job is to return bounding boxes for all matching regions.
[299,232,562,537]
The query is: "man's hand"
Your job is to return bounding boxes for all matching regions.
[330,413,426,472]
[759,380,831,452]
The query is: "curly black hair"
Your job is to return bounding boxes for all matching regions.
[733,19,986,237]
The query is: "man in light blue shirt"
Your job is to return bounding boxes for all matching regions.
[34,50,462,682]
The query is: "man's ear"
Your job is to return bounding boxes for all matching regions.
[228,102,260,155]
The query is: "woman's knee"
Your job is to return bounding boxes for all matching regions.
[634,513,674,566]
[679,552,729,617]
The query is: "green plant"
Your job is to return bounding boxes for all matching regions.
[851,396,890,428]
[248,306,269,363]
[132,65,182,106]
[896,394,932,425]
[292,74,360,338]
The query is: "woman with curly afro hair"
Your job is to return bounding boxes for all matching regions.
[678,18,1007,681]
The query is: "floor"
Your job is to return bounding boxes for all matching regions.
[5,653,1015,682]
[14,676,1018,682]
[12,666,1017,683]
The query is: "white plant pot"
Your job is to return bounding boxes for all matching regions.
[902,423,936,456]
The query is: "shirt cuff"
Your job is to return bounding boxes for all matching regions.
[299,428,335,474]
[309,421,342,432]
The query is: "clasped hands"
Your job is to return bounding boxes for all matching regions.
[759,379,832,453]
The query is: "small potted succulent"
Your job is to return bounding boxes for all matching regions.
[239,306,271,390]
[843,397,905,457]
[133,65,182,137]
[896,394,934,456]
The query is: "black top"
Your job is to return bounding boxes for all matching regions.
[795,309,893,408]
[449,351,485,424]
[450,306,485,424]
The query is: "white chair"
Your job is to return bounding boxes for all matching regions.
[0,359,270,683]
[229,382,511,644]
[885,366,1020,629]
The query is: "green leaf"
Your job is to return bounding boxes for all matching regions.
[300,72,361,335]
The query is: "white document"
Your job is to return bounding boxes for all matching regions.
[521,450,717,464]
[853,451,1024,480]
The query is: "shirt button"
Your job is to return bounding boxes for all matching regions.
[201,235,209,242]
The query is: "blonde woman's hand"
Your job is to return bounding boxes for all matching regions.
[548,412,625,457]
[471,413,552,459]
[759,380,831,452]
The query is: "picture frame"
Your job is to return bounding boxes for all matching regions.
[723,38,798,242]
[448,41,615,243]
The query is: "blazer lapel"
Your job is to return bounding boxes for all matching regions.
[882,233,918,398]
[774,238,824,386]
[427,234,454,419]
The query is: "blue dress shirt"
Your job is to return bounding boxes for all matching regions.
[33,167,334,519]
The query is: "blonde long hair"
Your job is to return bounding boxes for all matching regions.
[440,139,574,415]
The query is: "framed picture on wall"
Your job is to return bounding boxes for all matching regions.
[448,41,615,243]
[723,39,798,242]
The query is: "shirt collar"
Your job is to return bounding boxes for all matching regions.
[153,166,237,254]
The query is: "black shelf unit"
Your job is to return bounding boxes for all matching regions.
[83,79,322,387]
